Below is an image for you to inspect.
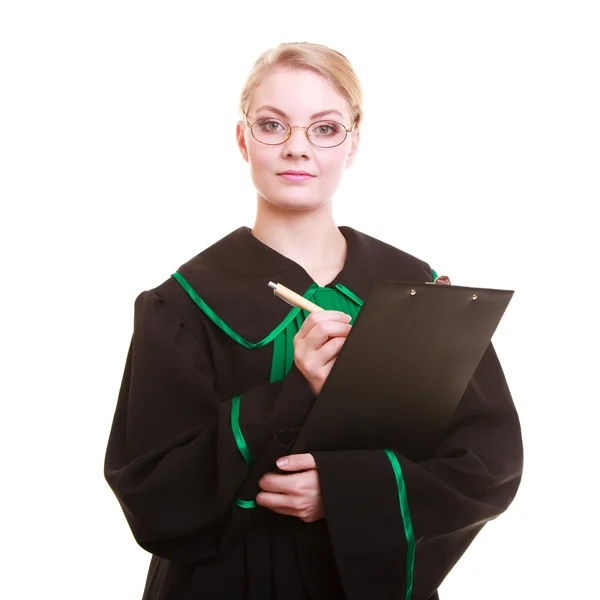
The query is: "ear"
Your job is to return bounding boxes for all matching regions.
[345,129,360,169]
[236,121,249,163]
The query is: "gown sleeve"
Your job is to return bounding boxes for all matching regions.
[104,290,316,564]
[311,342,523,600]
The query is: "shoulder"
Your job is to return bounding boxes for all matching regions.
[132,227,247,327]
[341,226,434,281]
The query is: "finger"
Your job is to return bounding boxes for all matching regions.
[256,491,301,511]
[258,471,305,494]
[276,453,317,471]
[312,335,346,366]
[295,336,345,380]
[259,469,318,495]
[293,331,347,378]
[302,320,351,350]
[295,310,351,341]
[310,353,338,389]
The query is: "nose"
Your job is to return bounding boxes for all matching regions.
[280,126,312,158]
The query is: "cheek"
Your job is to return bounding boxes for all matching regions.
[247,148,278,196]
[248,146,274,176]
[319,150,348,180]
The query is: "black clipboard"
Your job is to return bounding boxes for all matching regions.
[291,280,514,460]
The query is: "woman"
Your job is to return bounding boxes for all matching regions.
[104,42,523,600]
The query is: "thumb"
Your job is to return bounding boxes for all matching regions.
[276,453,316,471]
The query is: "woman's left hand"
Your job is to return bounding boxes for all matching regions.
[256,453,324,523]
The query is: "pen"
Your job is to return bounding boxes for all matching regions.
[268,281,324,313]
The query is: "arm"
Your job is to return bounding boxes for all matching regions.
[104,290,316,564]
[311,343,523,600]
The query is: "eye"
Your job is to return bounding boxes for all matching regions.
[256,118,286,132]
[312,121,341,136]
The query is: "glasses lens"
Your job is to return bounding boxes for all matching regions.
[308,121,347,147]
[251,118,290,145]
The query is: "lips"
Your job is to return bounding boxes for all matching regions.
[278,170,315,176]
[278,172,315,182]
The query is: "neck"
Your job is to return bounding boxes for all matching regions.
[251,195,347,286]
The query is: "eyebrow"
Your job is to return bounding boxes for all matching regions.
[255,105,345,121]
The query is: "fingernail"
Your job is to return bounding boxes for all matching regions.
[277,457,288,468]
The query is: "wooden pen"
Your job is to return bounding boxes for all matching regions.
[268,281,324,313]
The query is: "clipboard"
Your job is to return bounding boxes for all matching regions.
[291,280,514,460]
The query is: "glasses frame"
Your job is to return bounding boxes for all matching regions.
[243,113,356,149]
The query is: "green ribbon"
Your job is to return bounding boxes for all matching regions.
[231,395,254,466]
[171,272,320,349]
[235,498,257,509]
[383,449,415,600]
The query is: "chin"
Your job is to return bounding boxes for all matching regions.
[267,194,329,212]
[256,183,325,210]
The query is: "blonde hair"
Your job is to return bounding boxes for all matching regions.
[239,42,363,128]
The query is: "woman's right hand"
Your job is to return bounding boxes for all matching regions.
[293,311,352,395]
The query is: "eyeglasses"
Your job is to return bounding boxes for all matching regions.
[244,114,355,148]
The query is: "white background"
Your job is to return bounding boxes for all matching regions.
[1,1,598,598]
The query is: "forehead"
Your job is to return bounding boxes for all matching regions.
[249,67,350,121]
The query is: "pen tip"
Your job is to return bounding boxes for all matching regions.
[268,281,277,289]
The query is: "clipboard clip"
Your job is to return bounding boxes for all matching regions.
[417,275,478,300]
[423,275,451,285]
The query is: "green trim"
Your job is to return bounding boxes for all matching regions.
[431,268,438,282]
[334,283,364,306]
[270,325,288,382]
[235,498,257,509]
[231,395,254,465]
[171,272,320,349]
[383,449,415,600]
[232,393,256,508]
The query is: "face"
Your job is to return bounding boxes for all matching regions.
[236,67,360,212]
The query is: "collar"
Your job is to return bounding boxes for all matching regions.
[174,226,431,345]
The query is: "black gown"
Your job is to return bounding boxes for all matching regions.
[104,226,523,600]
